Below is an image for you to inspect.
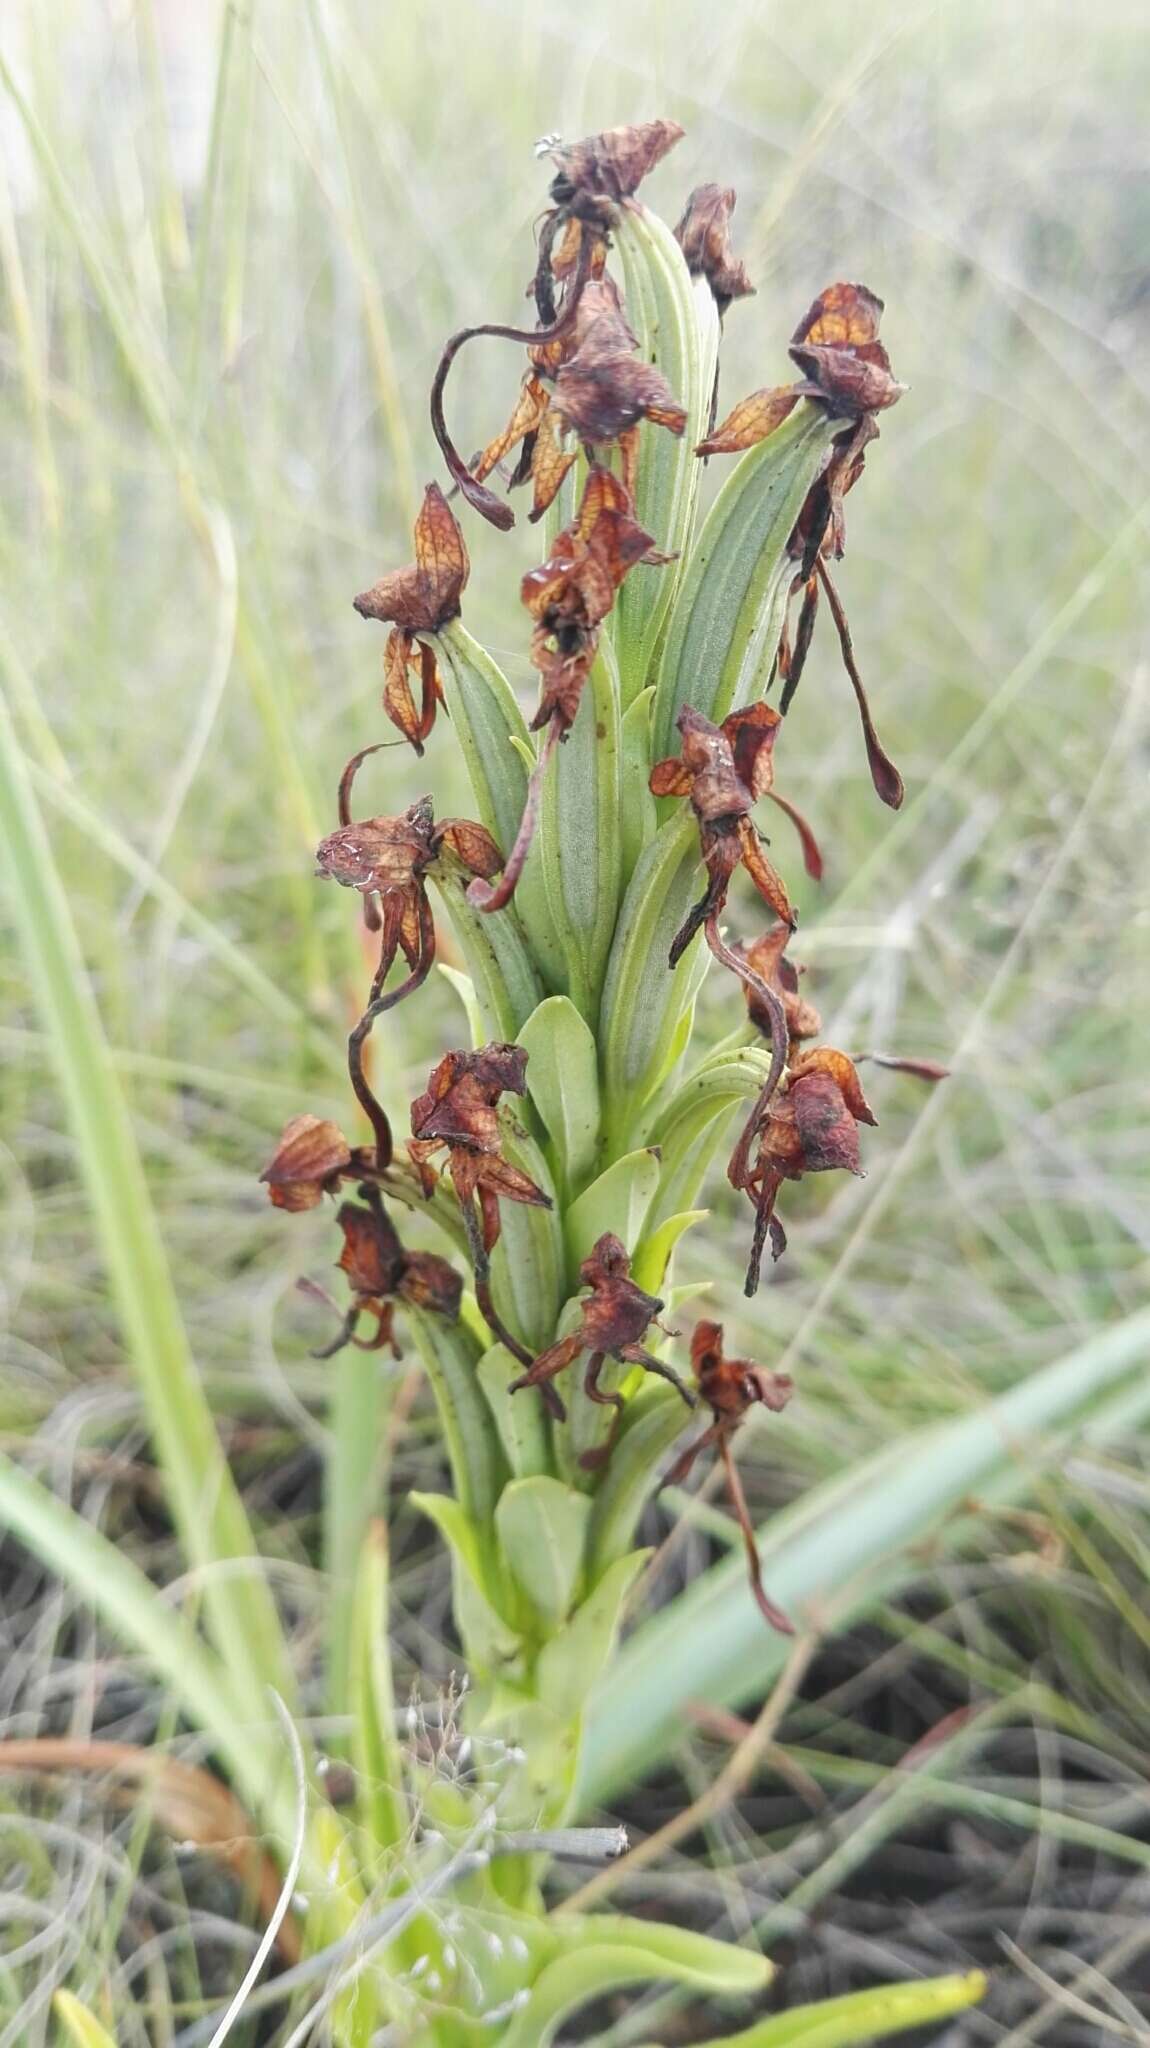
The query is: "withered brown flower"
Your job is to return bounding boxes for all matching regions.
[408,1043,554,1384]
[311,1186,462,1359]
[650,701,824,1092]
[470,265,685,525]
[469,468,657,915]
[664,1321,794,1634]
[353,486,469,752]
[728,1045,877,1293]
[408,1044,550,1246]
[316,748,502,1166]
[260,1114,355,1212]
[735,922,822,1052]
[696,283,906,810]
[674,184,754,318]
[509,1232,694,1460]
[545,120,685,219]
[432,123,686,532]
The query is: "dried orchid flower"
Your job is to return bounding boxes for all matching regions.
[469,467,658,915]
[729,1045,877,1292]
[698,281,906,807]
[352,485,469,752]
[674,183,755,319]
[509,1232,694,1460]
[664,1321,794,1634]
[315,750,502,1167]
[650,701,823,1100]
[408,1044,553,1383]
[310,1187,462,1359]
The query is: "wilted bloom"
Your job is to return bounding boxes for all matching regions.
[736,922,822,1050]
[316,759,503,1167]
[729,1046,877,1293]
[698,281,904,457]
[697,283,905,809]
[674,184,754,318]
[311,1187,462,1358]
[353,486,469,752]
[260,1114,355,1212]
[664,1321,794,1634]
[471,275,684,521]
[469,468,658,915]
[509,1232,694,1459]
[408,1045,551,1255]
[650,703,822,1082]
[545,119,685,219]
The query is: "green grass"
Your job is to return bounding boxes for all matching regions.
[2,0,1149,2040]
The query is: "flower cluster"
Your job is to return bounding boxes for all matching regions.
[259,119,939,1634]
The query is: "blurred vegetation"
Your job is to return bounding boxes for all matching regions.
[1,0,1149,2040]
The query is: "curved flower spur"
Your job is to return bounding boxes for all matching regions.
[262,119,930,1722]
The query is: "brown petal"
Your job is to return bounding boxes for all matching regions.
[336,1199,404,1298]
[649,755,694,798]
[696,386,799,456]
[674,184,755,310]
[722,700,781,800]
[792,282,885,351]
[260,1114,352,1210]
[412,481,470,618]
[737,817,795,926]
[434,817,504,879]
[476,1153,553,1209]
[792,1047,877,1126]
[863,1053,950,1083]
[789,1070,866,1174]
[381,633,425,752]
[399,1251,463,1319]
[472,376,550,484]
[547,120,685,207]
[529,405,578,519]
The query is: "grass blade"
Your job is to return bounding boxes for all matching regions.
[580,1305,1150,1807]
[0,686,295,1722]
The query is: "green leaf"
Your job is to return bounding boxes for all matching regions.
[432,619,528,853]
[683,1969,987,2046]
[651,403,839,763]
[502,1917,770,2048]
[437,961,484,1047]
[580,1305,1150,1807]
[600,810,708,1145]
[406,1307,504,1525]
[0,688,295,1727]
[536,1551,648,1716]
[518,995,602,1195]
[53,1993,118,2048]
[612,206,720,705]
[619,685,658,882]
[587,1383,693,1576]
[630,1208,706,1295]
[0,1450,295,1841]
[564,1147,662,1269]
[495,1476,592,1627]
[647,1047,773,1229]
[538,644,621,1021]
[410,1490,522,1671]
[348,1520,408,1861]
[478,1343,554,1480]
[490,1125,564,1353]
[434,618,564,989]
[432,872,544,1042]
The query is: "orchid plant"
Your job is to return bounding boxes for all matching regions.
[253,117,974,2048]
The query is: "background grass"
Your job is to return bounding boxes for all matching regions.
[2,0,1150,2040]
